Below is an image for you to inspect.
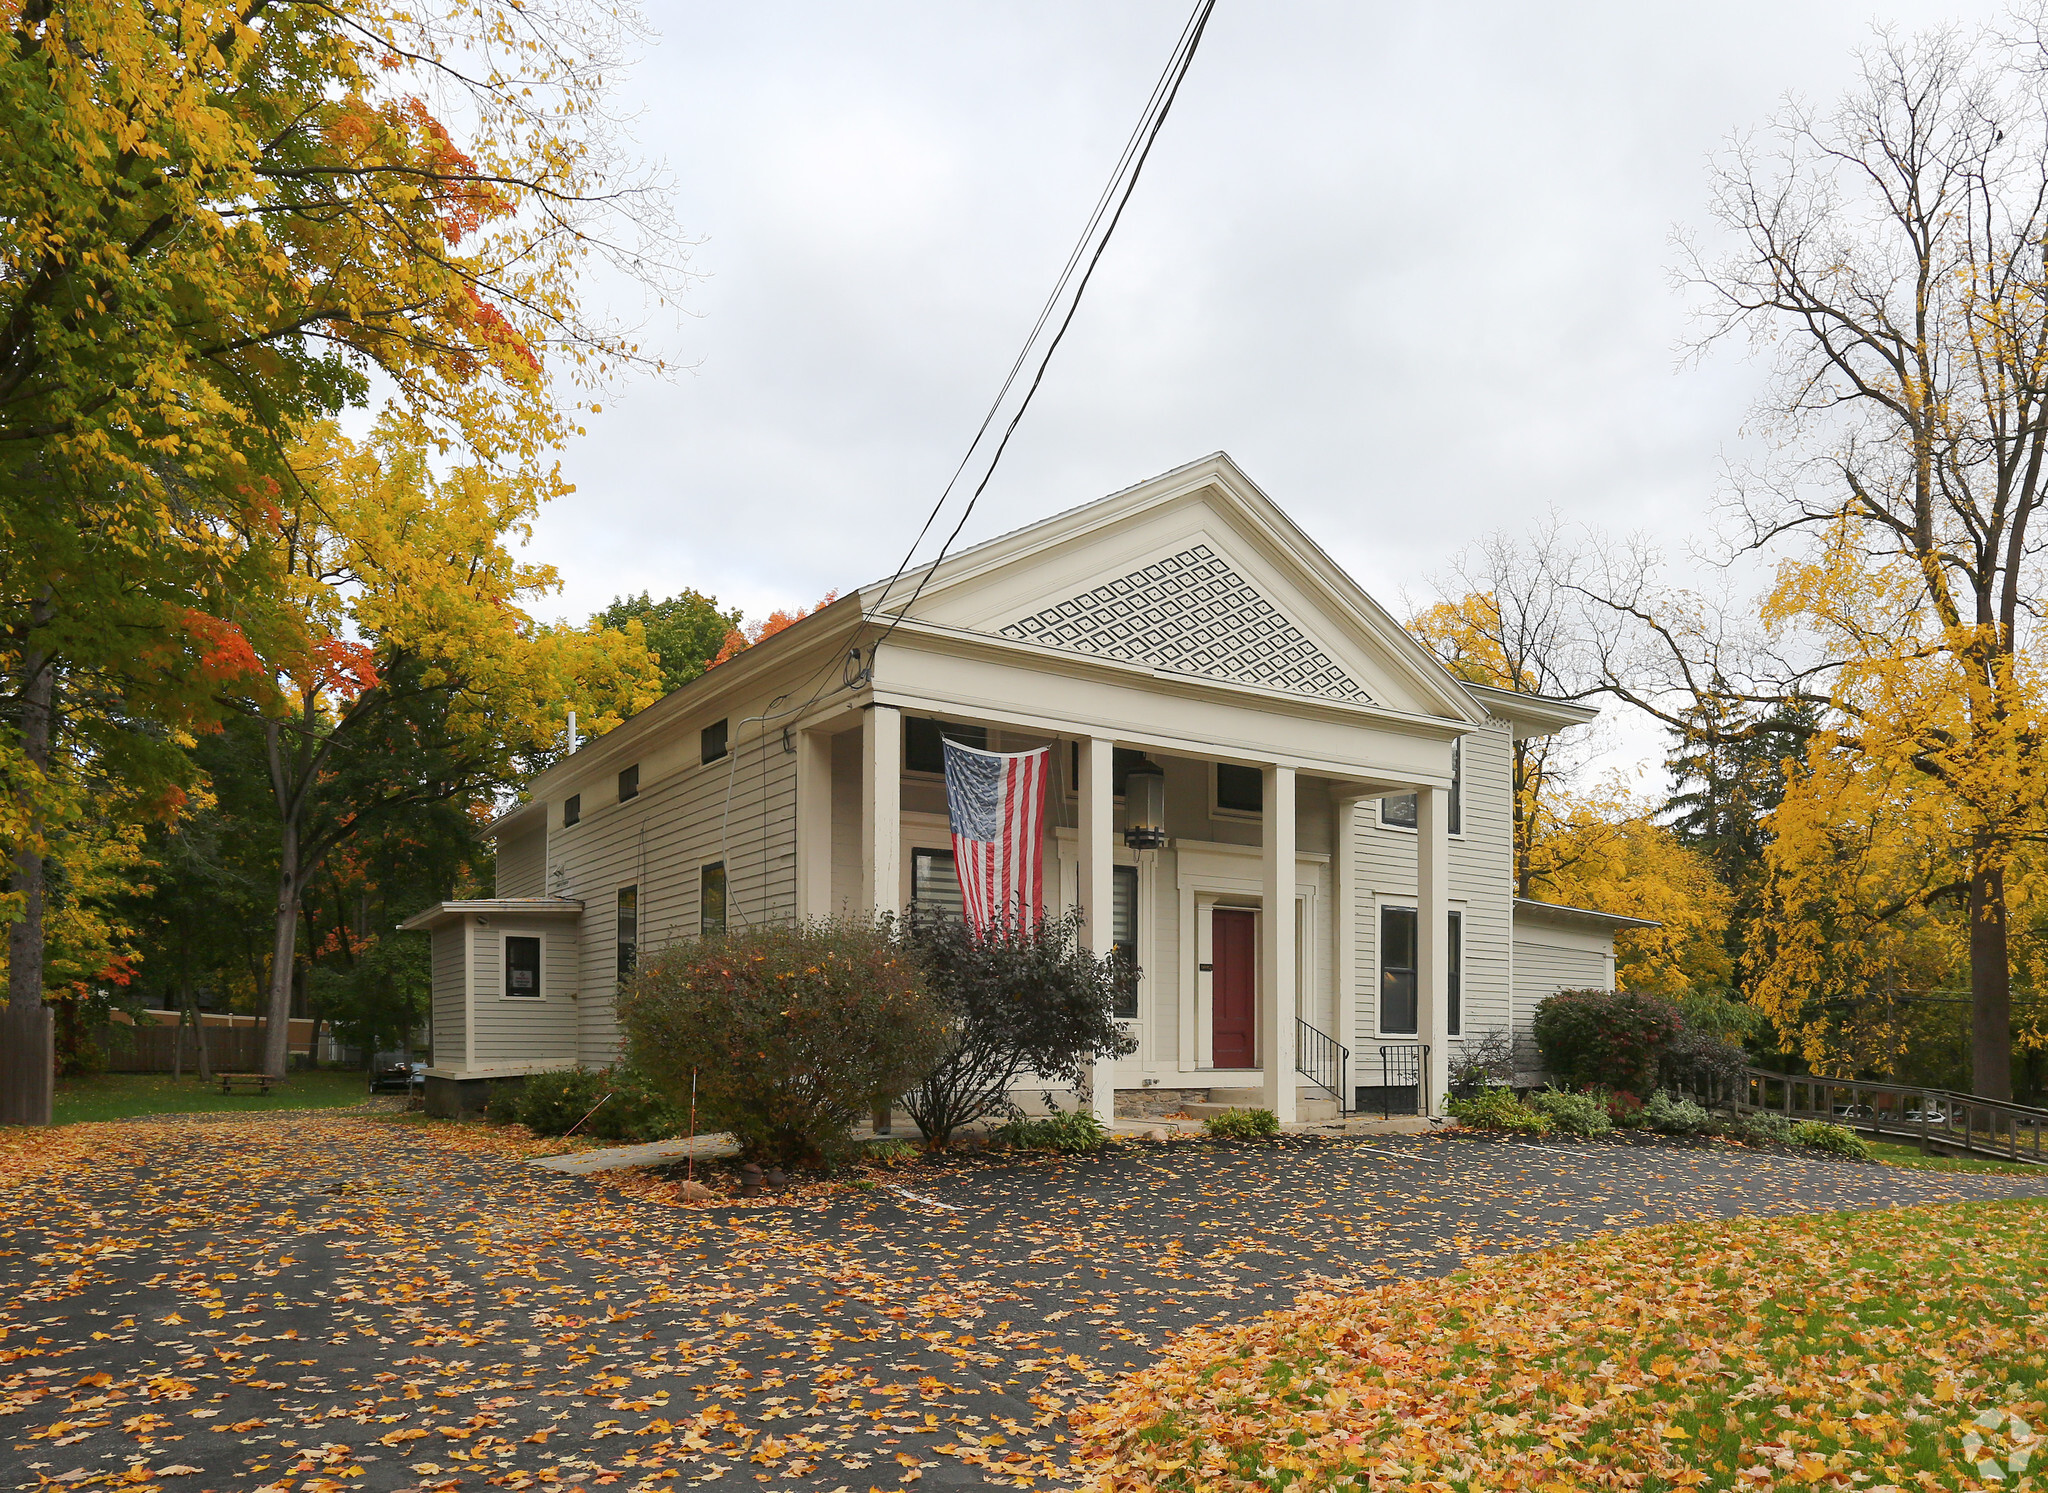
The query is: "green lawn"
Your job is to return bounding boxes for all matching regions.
[1867,1136,2048,1175]
[53,1069,377,1124]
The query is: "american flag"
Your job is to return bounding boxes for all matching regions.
[941,738,1049,933]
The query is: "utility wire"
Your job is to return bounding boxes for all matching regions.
[860,0,1217,664]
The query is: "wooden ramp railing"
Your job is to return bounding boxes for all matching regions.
[1728,1068,2048,1165]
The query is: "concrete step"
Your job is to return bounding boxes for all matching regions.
[1181,1094,1342,1122]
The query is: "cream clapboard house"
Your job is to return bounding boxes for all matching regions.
[404,455,1648,1121]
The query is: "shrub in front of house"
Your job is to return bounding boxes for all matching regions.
[1202,1106,1279,1139]
[498,1065,683,1143]
[1641,1090,1716,1136]
[899,907,1137,1147]
[497,1066,605,1134]
[1730,1110,1796,1145]
[1602,1089,1648,1127]
[1791,1120,1875,1160]
[991,1107,1108,1153]
[1446,1030,1517,1097]
[1445,1088,1550,1134]
[1526,1086,1614,1137]
[1532,990,1685,1098]
[619,917,952,1166]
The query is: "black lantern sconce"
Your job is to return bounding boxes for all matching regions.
[1122,756,1167,850]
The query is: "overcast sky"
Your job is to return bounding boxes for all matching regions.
[525,0,2004,770]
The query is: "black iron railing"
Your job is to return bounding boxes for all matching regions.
[1358,1042,1430,1119]
[1727,1068,2048,1165]
[1295,1018,1349,1114]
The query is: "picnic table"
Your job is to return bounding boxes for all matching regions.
[217,1072,272,1096]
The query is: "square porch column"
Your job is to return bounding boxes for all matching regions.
[1331,791,1362,1092]
[1077,736,1117,1124]
[1260,764,1297,1123]
[796,726,834,920]
[861,706,902,918]
[1417,784,1452,1116]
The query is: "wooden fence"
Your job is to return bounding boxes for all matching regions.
[1728,1067,2048,1165]
[100,1021,269,1073]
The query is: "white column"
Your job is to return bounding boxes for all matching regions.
[1331,791,1360,1099]
[1078,737,1117,1125]
[1260,764,1297,1123]
[861,706,902,918]
[1417,784,1452,1116]
[796,727,834,919]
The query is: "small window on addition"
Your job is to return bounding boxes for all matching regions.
[562,794,580,828]
[1380,792,1416,828]
[617,886,638,980]
[700,863,727,935]
[702,719,728,765]
[618,763,639,802]
[505,936,542,999]
[1215,763,1263,815]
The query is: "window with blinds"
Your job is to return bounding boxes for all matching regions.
[912,848,965,922]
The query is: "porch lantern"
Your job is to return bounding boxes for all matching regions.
[1122,756,1167,850]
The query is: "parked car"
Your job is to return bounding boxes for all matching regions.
[1902,1103,1951,1125]
[370,1060,425,1093]
[1832,1103,1876,1121]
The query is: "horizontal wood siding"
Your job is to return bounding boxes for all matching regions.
[537,694,798,1067]
[431,923,465,1065]
[497,825,547,898]
[467,919,579,1067]
[1350,718,1516,1051]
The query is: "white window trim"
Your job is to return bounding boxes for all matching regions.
[500,930,547,1001]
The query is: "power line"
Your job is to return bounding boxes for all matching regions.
[859,0,1218,669]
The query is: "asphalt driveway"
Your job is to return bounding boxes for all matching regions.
[4,1115,2043,1493]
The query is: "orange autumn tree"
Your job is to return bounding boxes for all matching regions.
[709,594,841,668]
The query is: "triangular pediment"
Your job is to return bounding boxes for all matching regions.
[869,454,1486,722]
[998,541,1369,703]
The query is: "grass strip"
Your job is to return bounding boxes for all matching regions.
[53,1070,374,1123]
[1073,1197,2048,1491]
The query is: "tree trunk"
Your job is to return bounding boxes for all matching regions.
[1969,848,2013,1101]
[1,628,54,1126]
[261,819,302,1081]
[182,977,211,1084]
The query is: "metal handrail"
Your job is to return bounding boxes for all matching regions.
[1369,1042,1431,1120]
[1731,1066,2048,1165]
[1295,1017,1349,1114]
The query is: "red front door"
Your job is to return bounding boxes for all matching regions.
[1212,908,1256,1068]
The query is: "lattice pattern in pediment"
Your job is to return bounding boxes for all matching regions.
[998,544,1369,702]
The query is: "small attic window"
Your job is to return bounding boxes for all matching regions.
[618,763,639,802]
[702,719,728,764]
[563,794,581,828]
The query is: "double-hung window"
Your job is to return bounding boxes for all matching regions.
[700,863,726,934]
[1112,864,1138,1018]
[1378,907,1463,1036]
[617,887,638,979]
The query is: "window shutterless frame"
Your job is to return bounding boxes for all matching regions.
[503,933,544,999]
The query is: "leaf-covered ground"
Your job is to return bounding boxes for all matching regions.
[1073,1195,2048,1491]
[2,1117,2042,1493]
